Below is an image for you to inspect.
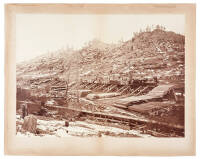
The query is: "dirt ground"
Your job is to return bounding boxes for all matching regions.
[16,114,153,138]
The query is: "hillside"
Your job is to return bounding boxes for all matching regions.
[17,28,185,87]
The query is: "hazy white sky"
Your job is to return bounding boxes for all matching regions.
[16,14,185,63]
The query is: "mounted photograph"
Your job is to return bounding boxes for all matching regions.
[5,4,195,156]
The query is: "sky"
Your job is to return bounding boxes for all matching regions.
[16,14,185,63]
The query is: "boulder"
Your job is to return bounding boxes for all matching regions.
[22,115,37,134]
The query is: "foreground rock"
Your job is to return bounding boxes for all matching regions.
[22,115,37,133]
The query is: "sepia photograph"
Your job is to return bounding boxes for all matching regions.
[4,4,196,156]
[16,14,185,138]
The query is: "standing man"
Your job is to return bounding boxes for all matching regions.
[21,103,28,119]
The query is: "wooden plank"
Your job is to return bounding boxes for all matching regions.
[98,84,107,91]
[109,85,118,92]
[87,83,95,89]
[130,86,142,95]
[90,83,98,90]
[117,85,126,93]
[121,86,130,94]
[112,103,128,109]
[84,83,92,89]
[135,86,149,96]
[102,85,111,92]
[106,84,116,92]
[93,84,103,91]
[92,84,100,91]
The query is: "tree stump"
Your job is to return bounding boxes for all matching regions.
[22,115,37,134]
